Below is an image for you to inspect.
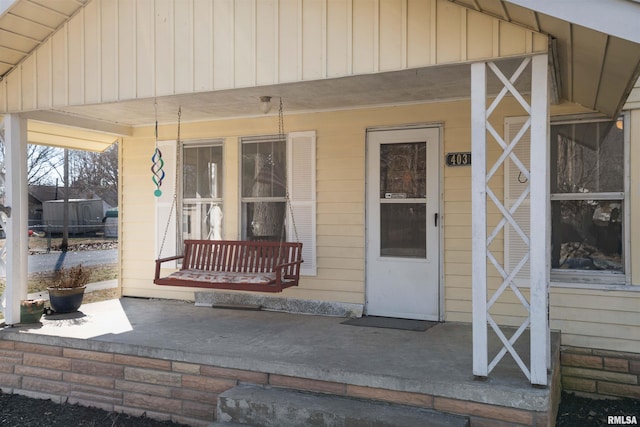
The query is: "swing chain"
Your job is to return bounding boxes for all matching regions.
[278,98,300,243]
[157,107,182,258]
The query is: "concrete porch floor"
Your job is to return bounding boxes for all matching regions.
[1,297,560,425]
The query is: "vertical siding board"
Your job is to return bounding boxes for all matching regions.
[51,27,67,106]
[36,40,51,108]
[213,0,234,89]
[174,0,194,94]
[234,0,255,87]
[406,0,431,67]
[379,0,403,71]
[301,0,323,80]
[67,12,84,105]
[278,0,299,83]
[20,55,36,111]
[466,10,493,60]
[193,0,213,91]
[118,0,136,100]
[435,0,462,63]
[326,0,349,77]
[136,0,155,98]
[6,72,20,111]
[352,0,375,75]
[256,0,277,85]
[0,0,553,114]
[84,0,101,104]
[155,0,174,96]
[498,21,527,57]
[101,0,118,102]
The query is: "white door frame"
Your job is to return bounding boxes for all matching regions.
[365,124,444,321]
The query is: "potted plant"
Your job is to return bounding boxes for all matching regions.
[47,265,91,313]
[20,299,45,323]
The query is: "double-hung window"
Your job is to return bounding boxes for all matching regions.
[504,115,628,286]
[182,142,224,241]
[240,132,317,276]
[240,136,287,241]
[550,117,626,283]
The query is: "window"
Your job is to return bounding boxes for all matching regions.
[550,118,626,278]
[241,137,287,241]
[504,116,627,286]
[182,142,223,240]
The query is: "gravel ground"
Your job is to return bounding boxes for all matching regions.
[0,392,189,427]
[556,392,640,427]
[1,389,639,426]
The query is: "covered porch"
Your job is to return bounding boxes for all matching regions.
[1,297,560,426]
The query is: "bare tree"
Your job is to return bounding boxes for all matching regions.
[69,143,118,196]
[0,144,63,186]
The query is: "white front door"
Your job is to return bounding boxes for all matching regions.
[366,127,440,320]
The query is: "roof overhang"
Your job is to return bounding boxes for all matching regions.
[0,115,120,152]
[0,0,638,128]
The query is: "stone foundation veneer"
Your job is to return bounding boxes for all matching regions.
[0,338,559,426]
[561,346,640,399]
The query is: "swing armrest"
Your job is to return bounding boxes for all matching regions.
[154,255,184,281]
[274,259,304,284]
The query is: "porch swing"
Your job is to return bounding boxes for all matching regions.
[153,100,303,292]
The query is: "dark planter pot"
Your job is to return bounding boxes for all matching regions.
[47,286,86,313]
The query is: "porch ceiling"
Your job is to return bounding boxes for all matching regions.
[26,60,530,127]
[1,0,639,130]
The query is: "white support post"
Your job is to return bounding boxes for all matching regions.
[3,114,29,325]
[529,54,550,386]
[471,61,488,378]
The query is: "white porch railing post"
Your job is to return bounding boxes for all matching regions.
[471,61,488,378]
[529,54,550,386]
[3,114,29,325]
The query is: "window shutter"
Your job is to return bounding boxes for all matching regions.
[287,131,317,276]
[504,117,530,287]
[155,140,178,265]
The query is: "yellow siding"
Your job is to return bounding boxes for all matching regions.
[120,97,640,353]
[624,77,640,110]
[1,0,547,113]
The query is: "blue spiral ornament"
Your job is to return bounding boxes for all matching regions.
[151,147,165,197]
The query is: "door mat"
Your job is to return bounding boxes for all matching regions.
[341,316,437,332]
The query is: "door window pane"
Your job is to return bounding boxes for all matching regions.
[380,142,426,199]
[380,203,426,258]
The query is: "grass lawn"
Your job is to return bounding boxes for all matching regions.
[0,263,118,295]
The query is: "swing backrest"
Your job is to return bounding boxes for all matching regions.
[182,240,302,275]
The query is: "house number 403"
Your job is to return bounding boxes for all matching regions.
[446,152,471,167]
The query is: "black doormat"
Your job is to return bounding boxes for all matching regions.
[341,316,437,331]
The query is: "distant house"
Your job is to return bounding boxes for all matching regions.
[27,185,117,226]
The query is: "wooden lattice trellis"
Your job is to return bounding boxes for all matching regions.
[471,55,550,386]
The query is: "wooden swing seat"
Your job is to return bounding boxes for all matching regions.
[154,240,303,293]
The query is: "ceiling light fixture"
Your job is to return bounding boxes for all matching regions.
[260,96,272,114]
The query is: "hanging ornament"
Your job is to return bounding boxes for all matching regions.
[151,101,164,197]
[151,146,164,197]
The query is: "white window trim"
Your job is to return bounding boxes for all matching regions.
[505,114,631,289]
[549,114,630,287]
[181,139,225,242]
